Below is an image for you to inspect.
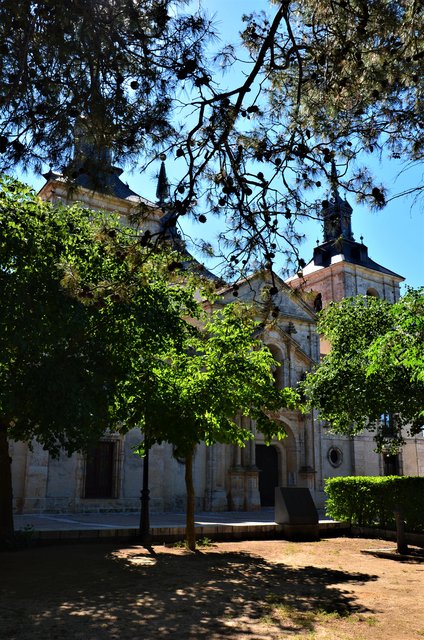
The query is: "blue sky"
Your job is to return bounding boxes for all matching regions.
[17,0,423,290]
[141,0,423,289]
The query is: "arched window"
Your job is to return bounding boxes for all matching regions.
[313,293,322,312]
[366,287,380,298]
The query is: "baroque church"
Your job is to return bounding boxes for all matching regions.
[9,156,424,515]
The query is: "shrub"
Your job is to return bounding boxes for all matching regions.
[324,476,424,533]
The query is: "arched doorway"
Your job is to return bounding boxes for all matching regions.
[256,444,279,506]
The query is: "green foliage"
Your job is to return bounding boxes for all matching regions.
[325,476,424,533]
[367,288,424,384]
[172,536,213,549]
[0,175,117,451]
[128,299,300,551]
[0,175,212,540]
[0,175,201,451]
[197,536,213,547]
[302,291,424,450]
[131,302,299,455]
[0,176,299,547]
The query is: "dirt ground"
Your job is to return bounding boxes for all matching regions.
[1,536,424,640]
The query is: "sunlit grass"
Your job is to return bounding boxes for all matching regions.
[261,595,379,637]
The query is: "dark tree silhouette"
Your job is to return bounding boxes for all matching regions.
[1,1,422,273]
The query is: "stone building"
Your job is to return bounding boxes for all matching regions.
[9,160,424,515]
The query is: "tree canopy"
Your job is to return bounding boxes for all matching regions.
[0,0,211,173]
[302,290,424,451]
[0,1,422,275]
[137,303,298,450]
[0,177,114,452]
[0,176,110,540]
[0,176,200,541]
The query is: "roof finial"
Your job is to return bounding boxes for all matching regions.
[330,159,339,198]
[156,159,170,206]
[320,157,354,243]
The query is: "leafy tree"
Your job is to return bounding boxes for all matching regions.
[366,288,424,384]
[302,290,424,451]
[0,177,114,541]
[291,0,422,162]
[0,177,195,543]
[129,303,299,550]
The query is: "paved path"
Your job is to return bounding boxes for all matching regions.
[14,508,288,532]
[13,508,342,544]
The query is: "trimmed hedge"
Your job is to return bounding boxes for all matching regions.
[324,476,424,533]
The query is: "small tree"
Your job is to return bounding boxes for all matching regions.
[131,303,299,550]
[302,290,424,450]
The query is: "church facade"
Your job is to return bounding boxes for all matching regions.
[9,164,424,515]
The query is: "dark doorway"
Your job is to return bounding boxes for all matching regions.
[256,444,279,506]
[383,453,400,476]
[84,440,116,498]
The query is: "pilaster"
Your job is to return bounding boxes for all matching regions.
[22,441,50,512]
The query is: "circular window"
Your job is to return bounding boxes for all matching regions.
[328,446,343,468]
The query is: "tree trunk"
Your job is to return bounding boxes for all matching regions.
[394,504,408,555]
[139,441,151,545]
[0,423,14,542]
[185,450,196,551]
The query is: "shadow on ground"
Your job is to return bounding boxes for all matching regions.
[0,543,377,639]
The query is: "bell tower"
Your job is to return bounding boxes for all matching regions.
[286,163,404,311]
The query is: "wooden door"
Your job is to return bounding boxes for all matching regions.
[84,441,115,498]
[256,444,279,507]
